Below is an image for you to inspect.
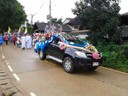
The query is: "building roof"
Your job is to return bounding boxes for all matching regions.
[33,22,47,32]
[122,12,128,16]
[33,22,72,33]
[63,17,80,25]
[120,12,128,25]
[63,18,73,24]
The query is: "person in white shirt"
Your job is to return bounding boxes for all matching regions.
[26,34,32,49]
[21,34,26,49]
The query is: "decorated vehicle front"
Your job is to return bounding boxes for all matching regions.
[34,32,102,73]
[58,33,102,69]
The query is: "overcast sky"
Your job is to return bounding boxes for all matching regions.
[17,0,128,23]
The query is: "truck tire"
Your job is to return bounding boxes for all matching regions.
[63,57,74,73]
[38,50,46,60]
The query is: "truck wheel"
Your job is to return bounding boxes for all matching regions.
[38,50,46,60]
[63,57,74,73]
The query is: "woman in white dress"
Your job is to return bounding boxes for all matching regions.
[26,34,32,49]
[21,34,26,49]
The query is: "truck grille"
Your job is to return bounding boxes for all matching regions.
[86,53,102,59]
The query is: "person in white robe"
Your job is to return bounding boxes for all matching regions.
[26,34,32,49]
[21,34,26,49]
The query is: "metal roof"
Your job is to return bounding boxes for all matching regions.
[33,22,72,32]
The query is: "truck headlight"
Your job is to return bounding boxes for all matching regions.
[75,51,87,58]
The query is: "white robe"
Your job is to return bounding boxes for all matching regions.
[26,35,32,49]
[21,36,26,48]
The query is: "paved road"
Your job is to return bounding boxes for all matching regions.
[0,44,128,96]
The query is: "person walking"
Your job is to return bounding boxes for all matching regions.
[21,34,26,49]
[26,34,32,49]
[11,34,17,46]
[0,34,4,46]
[4,33,9,45]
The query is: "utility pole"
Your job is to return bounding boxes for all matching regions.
[30,14,34,25]
[49,0,51,25]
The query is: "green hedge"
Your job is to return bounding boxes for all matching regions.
[97,44,128,73]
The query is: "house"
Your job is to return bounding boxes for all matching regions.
[63,14,128,39]
[120,12,128,25]
[63,18,73,24]
[120,12,128,39]
[63,17,80,30]
[33,22,72,33]
[122,26,128,38]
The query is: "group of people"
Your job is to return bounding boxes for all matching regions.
[0,24,63,49]
[20,34,32,49]
[0,32,33,50]
[44,24,62,34]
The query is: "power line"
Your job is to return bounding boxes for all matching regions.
[33,0,47,16]
[29,0,47,24]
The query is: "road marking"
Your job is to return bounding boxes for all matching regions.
[2,55,5,59]
[2,54,5,59]
[8,65,13,72]
[6,62,9,65]
[5,60,9,65]
[1,52,20,82]
[30,92,36,96]
[5,60,8,63]
[13,73,20,81]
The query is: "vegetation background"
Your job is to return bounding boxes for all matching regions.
[73,0,128,73]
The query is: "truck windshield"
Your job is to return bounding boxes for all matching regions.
[62,33,85,45]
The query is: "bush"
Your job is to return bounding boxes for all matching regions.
[97,44,128,73]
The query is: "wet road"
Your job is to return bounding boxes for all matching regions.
[0,44,128,96]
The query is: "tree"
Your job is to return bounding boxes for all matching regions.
[72,0,121,45]
[0,0,27,33]
[49,18,62,24]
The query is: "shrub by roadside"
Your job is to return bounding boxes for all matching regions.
[97,44,128,73]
